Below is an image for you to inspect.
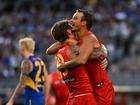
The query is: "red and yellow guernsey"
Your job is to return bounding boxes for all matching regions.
[51,71,69,105]
[79,31,112,89]
[56,45,93,97]
[79,31,114,105]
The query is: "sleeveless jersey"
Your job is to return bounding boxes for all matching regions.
[79,31,112,89]
[73,31,114,105]
[25,55,46,97]
[56,45,93,97]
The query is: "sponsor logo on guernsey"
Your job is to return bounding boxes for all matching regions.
[36,83,44,88]
[64,77,75,83]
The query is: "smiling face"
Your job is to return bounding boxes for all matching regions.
[70,9,93,32]
[70,11,84,31]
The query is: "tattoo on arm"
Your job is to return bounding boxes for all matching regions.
[58,36,96,70]
[8,60,32,103]
[89,44,108,60]
[21,59,33,75]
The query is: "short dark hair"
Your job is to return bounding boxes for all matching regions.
[51,20,71,43]
[76,9,93,30]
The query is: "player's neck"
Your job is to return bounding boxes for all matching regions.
[77,28,89,39]
[24,52,34,59]
[67,39,78,46]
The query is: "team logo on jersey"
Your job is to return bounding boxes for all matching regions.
[56,54,69,77]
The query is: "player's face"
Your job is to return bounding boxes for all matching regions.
[70,12,83,31]
[19,44,25,56]
[66,29,78,45]
[67,29,75,39]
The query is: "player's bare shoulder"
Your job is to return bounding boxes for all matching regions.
[21,59,33,75]
[84,33,98,42]
[83,33,100,48]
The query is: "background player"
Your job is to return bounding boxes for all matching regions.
[6,37,49,105]
[48,68,69,105]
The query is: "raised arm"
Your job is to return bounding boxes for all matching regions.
[57,35,100,71]
[46,42,64,55]
[6,60,32,105]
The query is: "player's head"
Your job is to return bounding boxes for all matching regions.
[19,37,35,56]
[70,9,93,31]
[51,19,73,43]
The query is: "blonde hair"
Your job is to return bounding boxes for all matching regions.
[19,37,35,53]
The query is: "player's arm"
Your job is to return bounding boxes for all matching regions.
[58,35,100,71]
[100,58,108,69]
[47,74,52,95]
[89,44,108,69]
[89,44,108,60]
[45,73,53,104]
[6,60,32,105]
[46,42,64,55]
[43,67,50,105]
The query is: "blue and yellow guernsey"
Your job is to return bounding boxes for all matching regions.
[25,55,46,97]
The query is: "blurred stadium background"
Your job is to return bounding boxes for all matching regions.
[0,0,140,105]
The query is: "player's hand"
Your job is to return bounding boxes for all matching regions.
[57,63,65,72]
[100,58,108,70]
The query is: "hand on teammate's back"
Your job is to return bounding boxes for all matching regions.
[100,58,108,70]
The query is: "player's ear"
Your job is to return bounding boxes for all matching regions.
[66,29,71,37]
[82,21,86,26]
